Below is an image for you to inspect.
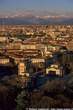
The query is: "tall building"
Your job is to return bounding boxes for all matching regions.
[18,62,26,76]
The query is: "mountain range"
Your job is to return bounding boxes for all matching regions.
[0,14,73,25]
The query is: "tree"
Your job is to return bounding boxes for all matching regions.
[16,90,30,110]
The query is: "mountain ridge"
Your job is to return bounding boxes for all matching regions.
[0,15,73,25]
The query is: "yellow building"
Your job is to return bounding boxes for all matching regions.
[0,58,9,64]
[0,37,8,42]
[46,64,63,76]
[18,62,26,76]
[31,58,45,64]
[20,44,36,50]
[18,62,29,77]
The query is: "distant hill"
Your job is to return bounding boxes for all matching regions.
[0,16,73,25]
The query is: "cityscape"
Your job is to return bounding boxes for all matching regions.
[0,0,73,110]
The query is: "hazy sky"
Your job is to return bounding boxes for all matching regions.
[0,0,73,15]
